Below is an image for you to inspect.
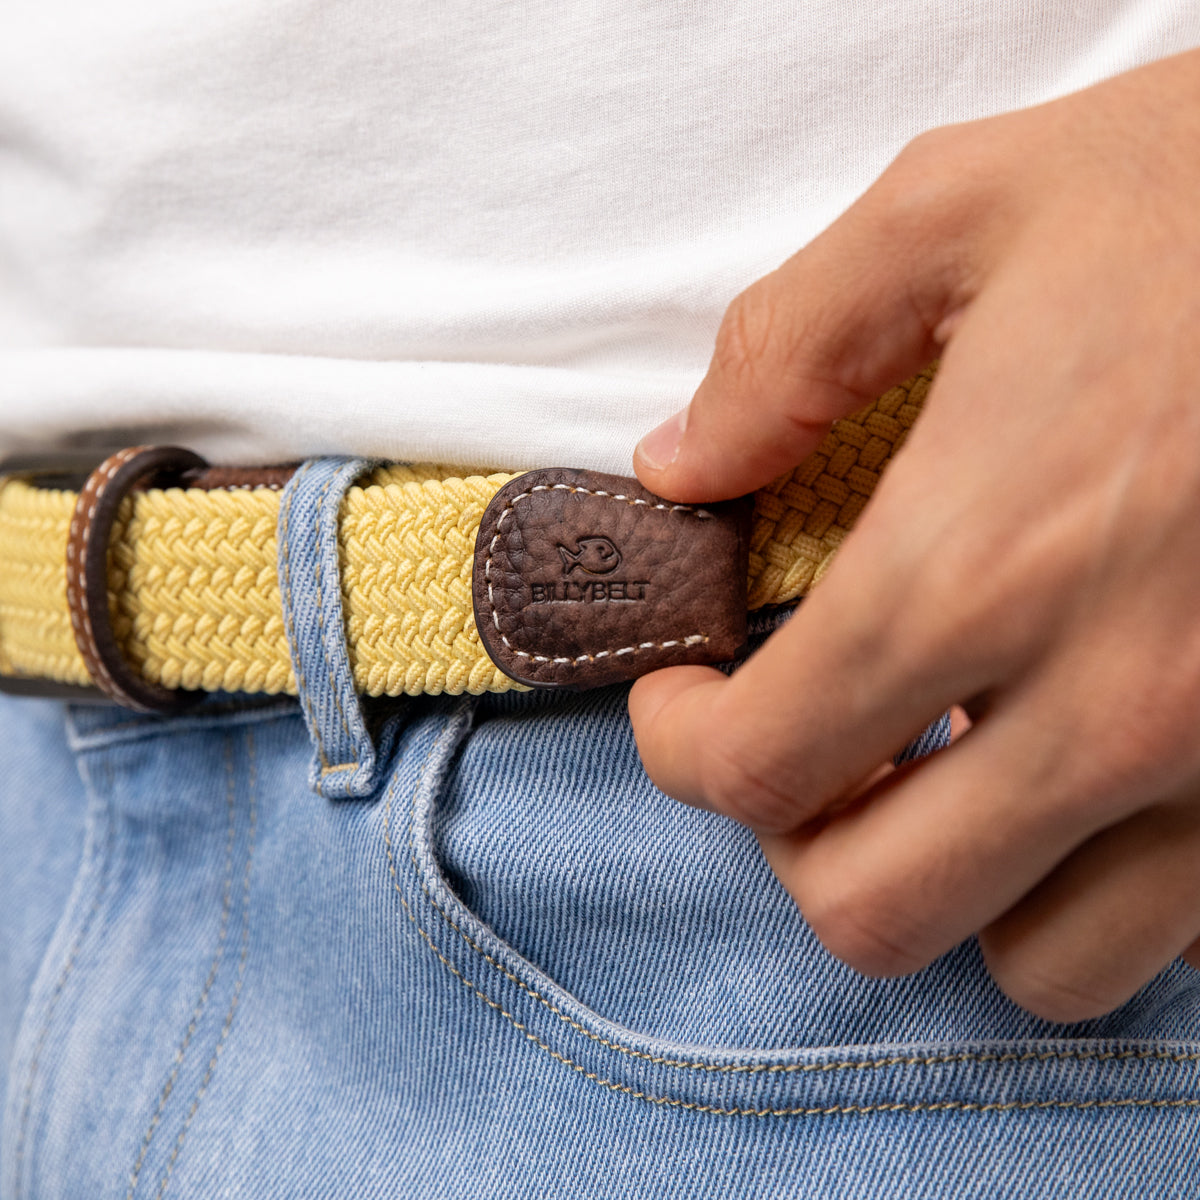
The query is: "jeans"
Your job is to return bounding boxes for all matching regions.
[2,459,1198,1198]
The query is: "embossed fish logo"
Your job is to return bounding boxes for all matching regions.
[557,535,622,576]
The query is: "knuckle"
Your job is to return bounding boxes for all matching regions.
[984,947,1123,1025]
[887,121,988,202]
[800,877,932,978]
[1086,711,1168,797]
[895,123,967,170]
[1111,647,1200,761]
[874,129,959,223]
[1071,677,1200,813]
[889,126,951,180]
[872,121,1004,254]
[1052,634,1200,817]
[699,733,802,832]
[710,286,783,402]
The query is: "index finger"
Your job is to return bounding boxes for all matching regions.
[629,421,985,832]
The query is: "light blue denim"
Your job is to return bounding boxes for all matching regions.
[2,458,1199,1198]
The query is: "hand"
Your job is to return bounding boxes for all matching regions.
[628,47,1200,1023]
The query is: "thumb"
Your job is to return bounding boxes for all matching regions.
[634,131,1001,503]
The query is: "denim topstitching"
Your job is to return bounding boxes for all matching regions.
[311,469,357,766]
[152,727,257,1198]
[124,739,239,1199]
[13,761,116,1200]
[279,462,357,774]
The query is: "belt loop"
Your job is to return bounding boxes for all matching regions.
[277,457,382,800]
[65,444,209,713]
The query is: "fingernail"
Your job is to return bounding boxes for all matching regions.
[636,407,688,471]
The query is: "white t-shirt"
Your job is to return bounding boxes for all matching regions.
[1,3,1197,472]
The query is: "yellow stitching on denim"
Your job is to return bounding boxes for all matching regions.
[383,729,1200,1117]
[153,729,257,1198]
[394,870,1200,1115]
[13,763,116,1200]
[280,463,355,774]
[397,709,1200,1080]
[125,743,238,1199]
[312,470,356,757]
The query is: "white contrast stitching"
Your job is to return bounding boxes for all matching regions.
[68,447,143,702]
[484,483,711,666]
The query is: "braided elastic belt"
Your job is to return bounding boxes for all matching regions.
[0,370,932,710]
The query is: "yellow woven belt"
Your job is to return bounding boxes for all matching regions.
[0,369,932,700]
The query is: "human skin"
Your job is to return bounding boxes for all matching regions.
[628,46,1200,1023]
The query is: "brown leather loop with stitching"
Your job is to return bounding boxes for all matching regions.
[187,463,298,491]
[473,468,752,689]
[65,445,210,713]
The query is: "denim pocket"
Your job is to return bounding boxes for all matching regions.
[396,686,1200,1122]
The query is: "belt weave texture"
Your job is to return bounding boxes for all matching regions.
[0,368,932,700]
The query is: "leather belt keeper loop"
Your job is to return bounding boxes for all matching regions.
[66,445,209,713]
